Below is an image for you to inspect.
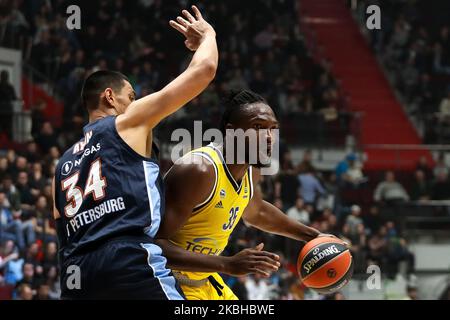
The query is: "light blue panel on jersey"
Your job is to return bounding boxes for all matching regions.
[143,161,161,238]
[141,243,184,300]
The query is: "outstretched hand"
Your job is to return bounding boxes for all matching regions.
[169,5,216,51]
[317,233,350,248]
[224,243,281,278]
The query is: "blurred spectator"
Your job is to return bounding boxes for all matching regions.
[0,240,19,272]
[0,70,18,138]
[297,150,316,173]
[367,226,388,267]
[35,283,51,300]
[43,241,57,269]
[345,205,363,235]
[416,156,433,180]
[275,170,300,211]
[16,172,35,210]
[363,206,384,235]
[0,192,35,250]
[298,167,327,206]
[35,122,59,153]
[1,175,21,211]
[374,171,410,204]
[335,154,366,187]
[410,170,431,201]
[433,153,449,179]
[431,171,450,200]
[45,265,60,299]
[385,221,415,278]
[16,262,37,289]
[286,197,310,225]
[15,283,34,300]
[245,274,273,300]
[438,89,450,124]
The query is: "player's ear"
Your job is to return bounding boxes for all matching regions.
[104,88,116,108]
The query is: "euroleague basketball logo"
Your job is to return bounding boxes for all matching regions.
[327,268,337,278]
[61,161,74,176]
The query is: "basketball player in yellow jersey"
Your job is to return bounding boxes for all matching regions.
[156,90,333,300]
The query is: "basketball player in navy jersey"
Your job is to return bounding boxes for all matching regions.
[52,6,217,299]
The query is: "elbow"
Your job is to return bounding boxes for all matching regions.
[195,60,217,83]
[242,215,256,228]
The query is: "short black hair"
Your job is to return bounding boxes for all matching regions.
[81,70,129,110]
[219,89,267,134]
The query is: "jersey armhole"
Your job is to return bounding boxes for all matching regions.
[192,152,219,212]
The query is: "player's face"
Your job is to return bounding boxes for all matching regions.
[233,103,279,168]
[114,81,136,114]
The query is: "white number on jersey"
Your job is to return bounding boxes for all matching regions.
[61,158,107,218]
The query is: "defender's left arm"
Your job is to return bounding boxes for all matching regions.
[242,169,320,242]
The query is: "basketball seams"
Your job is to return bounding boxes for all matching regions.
[306,253,353,289]
[310,259,354,293]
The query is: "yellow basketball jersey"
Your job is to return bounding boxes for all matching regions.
[169,143,254,280]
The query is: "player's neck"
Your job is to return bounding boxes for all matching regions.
[88,108,118,123]
[220,144,249,182]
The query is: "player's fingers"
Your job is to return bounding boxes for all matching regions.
[182,9,196,23]
[253,260,280,271]
[254,243,264,251]
[191,5,203,20]
[176,16,190,28]
[169,20,187,34]
[252,250,280,261]
[254,256,281,268]
[250,267,270,278]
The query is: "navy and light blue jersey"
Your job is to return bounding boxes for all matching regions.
[54,116,164,259]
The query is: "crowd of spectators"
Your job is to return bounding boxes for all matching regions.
[355,0,450,144]
[1,0,448,300]
[0,145,59,300]
[0,0,353,147]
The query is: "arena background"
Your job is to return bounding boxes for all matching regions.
[0,0,450,300]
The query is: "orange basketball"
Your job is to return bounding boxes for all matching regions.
[297,236,353,294]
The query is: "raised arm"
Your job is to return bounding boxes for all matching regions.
[155,156,280,277]
[116,6,218,132]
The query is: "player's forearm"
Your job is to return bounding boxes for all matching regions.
[246,201,320,242]
[187,33,218,76]
[155,239,227,273]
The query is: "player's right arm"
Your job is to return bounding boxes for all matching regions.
[155,156,280,277]
[116,6,218,133]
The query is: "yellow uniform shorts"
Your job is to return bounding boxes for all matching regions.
[178,273,238,300]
